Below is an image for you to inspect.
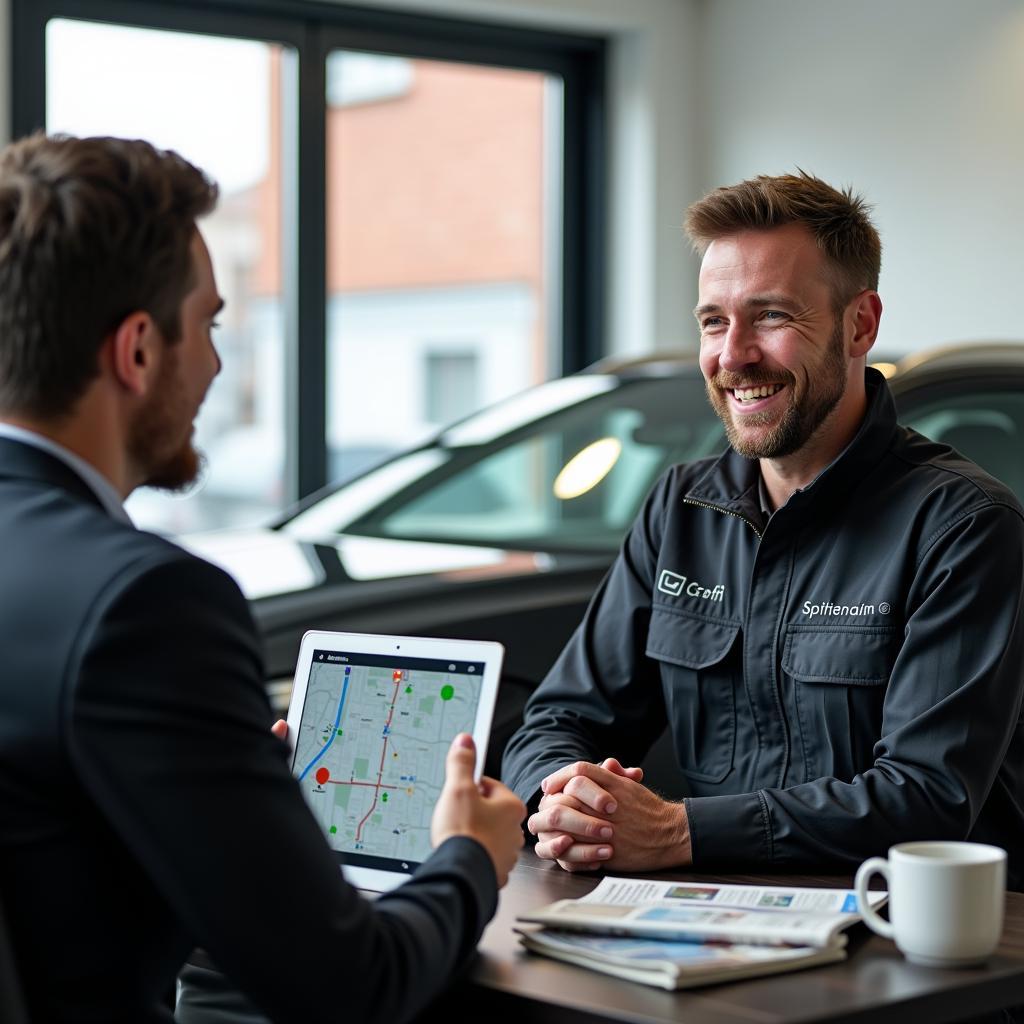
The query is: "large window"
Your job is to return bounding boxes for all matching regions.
[324,52,563,477]
[12,0,604,535]
[46,19,291,531]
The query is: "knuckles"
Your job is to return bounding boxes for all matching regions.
[564,776,589,799]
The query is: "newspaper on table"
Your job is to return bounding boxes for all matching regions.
[517,876,887,950]
[515,927,848,990]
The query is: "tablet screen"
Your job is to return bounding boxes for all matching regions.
[292,648,486,873]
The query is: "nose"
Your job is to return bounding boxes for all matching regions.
[717,321,762,373]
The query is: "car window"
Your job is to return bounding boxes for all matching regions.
[899,389,1024,501]
[346,375,725,551]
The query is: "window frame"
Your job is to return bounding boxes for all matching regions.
[10,0,605,506]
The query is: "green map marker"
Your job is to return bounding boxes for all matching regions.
[382,792,389,803]
[440,684,454,701]
[404,685,412,694]
[329,825,337,834]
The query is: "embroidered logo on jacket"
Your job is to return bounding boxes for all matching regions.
[657,569,725,603]
[801,600,888,618]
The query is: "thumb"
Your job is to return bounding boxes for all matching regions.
[445,733,476,783]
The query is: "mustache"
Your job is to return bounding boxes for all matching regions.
[711,368,795,390]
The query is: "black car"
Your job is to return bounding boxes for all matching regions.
[184,343,1024,773]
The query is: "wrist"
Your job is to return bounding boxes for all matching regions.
[656,801,692,869]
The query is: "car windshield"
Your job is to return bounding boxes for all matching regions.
[897,386,1024,500]
[288,373,724,552]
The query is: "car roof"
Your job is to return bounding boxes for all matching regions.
[891,341,1024,374]
[588,341,1024,383]
[585,350,700,376]
[885,341,1024,394]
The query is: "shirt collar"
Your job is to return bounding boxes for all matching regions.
[757,472,774,519]
[0,423,132,525]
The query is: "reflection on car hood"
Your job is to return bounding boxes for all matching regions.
[334,535,507,580]
[180,529,324,598]
[179,528,538,600]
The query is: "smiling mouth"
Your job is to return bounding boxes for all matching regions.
[731,384,785,404]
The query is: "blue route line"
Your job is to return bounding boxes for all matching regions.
[298,676,350,782]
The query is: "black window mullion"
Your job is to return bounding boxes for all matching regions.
[9,1,46,138]
[574,49,606,373]
[292,20,328,502]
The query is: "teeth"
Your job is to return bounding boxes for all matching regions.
[733,384,783,402]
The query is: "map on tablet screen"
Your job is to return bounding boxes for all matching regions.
[294,651,482,863]
[287,632,502,889]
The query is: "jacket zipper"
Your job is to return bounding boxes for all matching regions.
[683,494,792,786]
[682,497,763,539]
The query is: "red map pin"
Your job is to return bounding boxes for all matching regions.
[315,767,330,785]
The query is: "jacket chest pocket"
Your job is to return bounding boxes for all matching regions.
[645,606,741,783]
[782,625,898,781]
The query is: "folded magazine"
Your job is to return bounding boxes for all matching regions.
[517,876,886,987]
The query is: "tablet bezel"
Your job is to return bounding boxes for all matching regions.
[286,629,503,892]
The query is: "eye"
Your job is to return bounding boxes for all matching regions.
[210,319,222,331]
[760,310,787,321]
[701,316,725,329]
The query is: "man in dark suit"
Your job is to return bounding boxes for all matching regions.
[0,133,525,1024]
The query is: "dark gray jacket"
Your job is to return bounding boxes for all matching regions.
[503,370,1024,887]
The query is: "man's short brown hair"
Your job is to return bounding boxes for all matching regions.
[0,133,218,419]
[684,171,881,309]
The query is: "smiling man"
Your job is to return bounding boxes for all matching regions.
[502,172,1024,891]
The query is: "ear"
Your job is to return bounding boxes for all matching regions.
[847,290,882,359]
[109,311,162,397]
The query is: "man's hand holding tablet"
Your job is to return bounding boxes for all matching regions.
[274,719,523,886]
[432,733,524,886]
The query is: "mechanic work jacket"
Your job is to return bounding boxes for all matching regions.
[502,369,1024,887]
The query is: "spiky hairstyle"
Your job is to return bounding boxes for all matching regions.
[685,171,881,308]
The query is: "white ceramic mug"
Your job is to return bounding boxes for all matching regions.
[855,841,1006,967]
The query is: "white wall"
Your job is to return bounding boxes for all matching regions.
[326,283,537,448]
[699,0,1024,357]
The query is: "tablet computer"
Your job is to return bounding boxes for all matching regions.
[286,630,503,892]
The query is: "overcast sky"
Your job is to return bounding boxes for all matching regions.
[46,19,272,195]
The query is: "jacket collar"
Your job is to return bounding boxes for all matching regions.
[685,367,899,527]
[0,435,109,513]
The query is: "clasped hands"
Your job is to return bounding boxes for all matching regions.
[527,758,692,873]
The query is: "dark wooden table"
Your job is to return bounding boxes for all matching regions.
[423,850,1024,1024]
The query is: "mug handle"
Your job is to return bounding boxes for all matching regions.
[855,857,895,939]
